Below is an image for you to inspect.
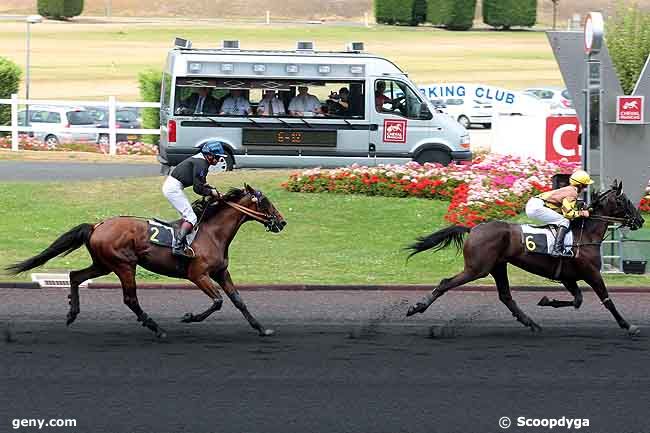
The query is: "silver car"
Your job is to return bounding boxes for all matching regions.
[18,105,96,147]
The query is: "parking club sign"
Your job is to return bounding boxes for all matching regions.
[383,119,407,143]
[616,96,644,124]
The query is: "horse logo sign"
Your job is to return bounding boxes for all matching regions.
[383,119,407,143]
[616,96,644,124]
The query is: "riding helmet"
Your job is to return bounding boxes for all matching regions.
[201,140,228,158]
[569,170,594,186]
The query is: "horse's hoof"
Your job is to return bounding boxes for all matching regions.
[628,325,641,336]
[156,329,168,339]
[259,329,275,337]
[537,296,550,306]
[406,303,426,317]
[181,313,195,323]
[530,323,543,333]
[66,312,77,326]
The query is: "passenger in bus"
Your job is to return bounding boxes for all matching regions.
[257,90,286,116]
[375,81,404,112]
[181,87,219,115]
[219,89,252,116]
[326,87,350,117]
[288,86,322,116]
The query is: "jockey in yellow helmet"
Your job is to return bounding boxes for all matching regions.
[525,170,594,257]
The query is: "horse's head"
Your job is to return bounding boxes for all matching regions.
[235,184,286,233]
[591,180,645,230]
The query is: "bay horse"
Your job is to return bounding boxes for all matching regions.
[7,184,286,338]
[405,181,645,335]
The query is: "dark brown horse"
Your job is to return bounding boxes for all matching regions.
[406,181,645,335]
[7,184,286,338]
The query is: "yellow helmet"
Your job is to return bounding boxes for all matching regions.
[569,170,594,186]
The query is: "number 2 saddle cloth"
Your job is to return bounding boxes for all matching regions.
[520,224,574,257]
[146,219,199,249]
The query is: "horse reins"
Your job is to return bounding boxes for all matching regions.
[223,200,271,224]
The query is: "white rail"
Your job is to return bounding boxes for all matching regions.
[0,94,161,155]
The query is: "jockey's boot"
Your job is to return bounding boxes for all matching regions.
[172,221,194,258]
[551,226,570,257]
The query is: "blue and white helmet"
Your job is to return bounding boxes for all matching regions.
[201,140,228,158]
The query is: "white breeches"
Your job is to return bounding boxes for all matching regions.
[525,198,569,228]
[162,177,197,225]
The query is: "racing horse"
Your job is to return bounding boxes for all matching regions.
[405,181,645,335]
[7,185,286,338]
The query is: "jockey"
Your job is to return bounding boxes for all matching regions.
[162,140,227,257]
[525,169,594,257]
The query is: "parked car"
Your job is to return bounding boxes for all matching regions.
[431,97,493,129]
[85,106,142,145]
[17,105,96,147]
[522,87,575,114]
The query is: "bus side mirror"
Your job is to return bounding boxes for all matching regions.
[419,103,433,120]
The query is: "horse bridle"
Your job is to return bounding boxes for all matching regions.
[216,191,280,230]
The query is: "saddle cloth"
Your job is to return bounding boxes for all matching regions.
[147,219,198,248]
[520,224,574,256]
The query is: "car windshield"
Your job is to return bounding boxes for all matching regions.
[66,110,95,125]
[561,89,571,100]
[117,110,137,122]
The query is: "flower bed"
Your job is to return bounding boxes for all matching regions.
[283,155,585,226]
[0,134,158,156]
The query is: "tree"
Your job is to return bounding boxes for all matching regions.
[606,2,650,94]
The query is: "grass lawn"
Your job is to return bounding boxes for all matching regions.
[0,21,562,100]
[1,169,649,286]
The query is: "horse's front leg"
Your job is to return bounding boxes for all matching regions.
[181,274,224,323]
[584,271,639,336]
[538,280,583,309]
[213,270,273,336]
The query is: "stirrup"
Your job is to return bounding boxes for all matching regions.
[172,244,194,258]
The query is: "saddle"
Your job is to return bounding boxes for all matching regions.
[147,219,199,249]
[520,224,574,257]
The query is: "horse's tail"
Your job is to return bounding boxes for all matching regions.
[406,225,471,259]
[6,223,94,274]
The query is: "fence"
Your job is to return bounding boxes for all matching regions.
[0,94,161,155]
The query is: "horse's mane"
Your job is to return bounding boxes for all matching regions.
[191,187,247,220]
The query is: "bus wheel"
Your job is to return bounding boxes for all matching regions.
[416,149,451,166]
[209,151,234,172]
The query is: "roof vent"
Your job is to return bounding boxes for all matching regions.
[174,37,192,49]
[296,41,315,52]
[346,42,364,52]
[222,40,240,50]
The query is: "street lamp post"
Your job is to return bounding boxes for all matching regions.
[25,15,43,126]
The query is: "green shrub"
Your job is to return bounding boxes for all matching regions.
[138,69,162,145]
[427,0,476,30]
[375,0,427,26]
[482,0,537,29]
[37,0,84,19]
[606,2,650,94]
[0,57,21,126]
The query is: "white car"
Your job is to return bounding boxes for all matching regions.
[522,87,575,115]
[18,105,97,147]
[430,98,493,129]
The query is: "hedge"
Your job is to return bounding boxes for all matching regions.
[606,3,650,94]
[138,69,162,145]
[0,57,21,126]
[427,0,476,30]
[375,0,427,26]
[37,0,84,19]
[482,0,537,29]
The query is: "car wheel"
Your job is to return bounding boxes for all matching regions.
[44,135,59,148]
[208,151,235,173]
[415,149,452,166]
[458,115,470,129]
[98,134,109,146]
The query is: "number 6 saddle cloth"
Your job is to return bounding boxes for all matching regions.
[146,219,199,249]
[520,224,574,257]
